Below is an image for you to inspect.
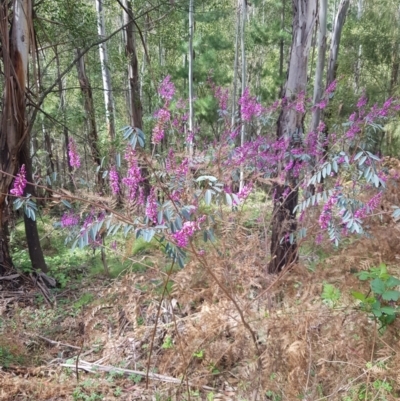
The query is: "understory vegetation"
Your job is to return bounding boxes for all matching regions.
[2,0,400,400]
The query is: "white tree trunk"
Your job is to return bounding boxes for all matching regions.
[239,0,246,191]
[326,0,350,86]
[311,0,327,132]
[355,0,363,92]
[96,0,116,142]
[123,0,142,129]
[188,0,194,158]
[231,5,240,128]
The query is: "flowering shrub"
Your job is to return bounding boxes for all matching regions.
[9,76,400,269]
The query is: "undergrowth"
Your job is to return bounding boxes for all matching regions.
[2,178,400,400]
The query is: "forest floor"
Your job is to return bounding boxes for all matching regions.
[1,175,400,400]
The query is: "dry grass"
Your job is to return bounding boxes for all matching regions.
[1,174,400,400]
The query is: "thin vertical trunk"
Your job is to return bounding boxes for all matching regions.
[311,0,328,132]
[188,0,194,158]
[96,0,116,143]
[123,0,143,129]
[231,4,240,128]
[75,48,103,188]
[0,0,47,274]
[239,0,247,191]
[279,0,286,93]
[55,51,73,190]
[326,0,350,89]
[269,0,317,274]
[355,0,363,92]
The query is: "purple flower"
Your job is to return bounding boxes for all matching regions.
[325,80,337,95]
[171,216,206,248]
[152,108,170,144]
[238,88,263,121]
[213,86,229,112]
[109,166,120,195]
[295,92,306,113]
[68,138,80,168]
[10,165,27,197]
[122,146,142,200]
[61,211,79,228]
[357,94,367,109]
[145,188,158,223]
[158,75,175,101]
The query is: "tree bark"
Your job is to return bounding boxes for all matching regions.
[326,0,350,86]
[0,0,46,274]
[188,0,194,158]
[268,0,316,274]
[123,0,143,129]
[55,50,73,191]
[239,0,247,192]
[311,0,327,132]
[231,4,240,128]
[20,143,48,273]
[75,48,103,188]
[96,0,116,143]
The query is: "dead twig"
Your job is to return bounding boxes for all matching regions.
[60,360,215,391]
[25,333,80,350]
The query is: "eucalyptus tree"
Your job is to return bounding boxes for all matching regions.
[122,0,143,129]
[268,0,317,274]
[0,0,47,274]
[311,0,328,132]
[96,0,116,143]
[188,0,195,157]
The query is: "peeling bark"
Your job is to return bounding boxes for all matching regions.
[268,0,317,274]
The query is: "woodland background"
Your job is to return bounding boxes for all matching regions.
[1,0,400,400]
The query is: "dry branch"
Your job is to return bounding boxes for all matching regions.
[60,360,215,391]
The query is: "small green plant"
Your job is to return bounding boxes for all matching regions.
[161,335,173,349]
[352,263,400,330]
[265,390,282,401]
[129,373,143,384]
[321,283,341,307]
[193,349,204,359]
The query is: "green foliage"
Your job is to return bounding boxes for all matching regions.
[321,283,341,307]
[0,344,25,367]
[161,335,173,349]
[352,263,400,330]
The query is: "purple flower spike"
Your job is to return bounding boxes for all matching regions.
[68,138,81,168]
[10,164,27,197]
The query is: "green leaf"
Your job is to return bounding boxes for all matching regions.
[352,291,366,302]
[382,290,400,301]
[204,189,213,206]
[61,199,72,208]
[196,175,217,182]
[387,276,400,287]
[371,278,386,295]
[380,306,397,315]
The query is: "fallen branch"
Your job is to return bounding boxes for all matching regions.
[33,334,81,350]
[60,360,215,391]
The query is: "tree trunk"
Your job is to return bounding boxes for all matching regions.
[20,143,48,273]
[279,0,286,93]
[55,50,73,190]
[188,0,194,158]
[0,0,47,274]
[239,0,247,192]
[311,0,327,132]
[354,0,363,92]
[96,0,116,143]
[75,48,103,188]
[123,0,142,129]
[326,0,350,87]
[231,4,240,128]
[268,0,316,274]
